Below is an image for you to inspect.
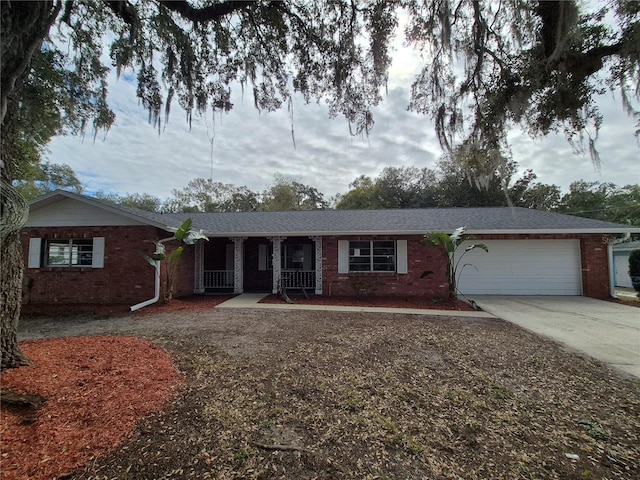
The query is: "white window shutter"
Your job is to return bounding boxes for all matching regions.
[396,240,408,274]
[258,244,267,271]
[28,238,42,268]
[338,240,349,273]
[92,237,105,268]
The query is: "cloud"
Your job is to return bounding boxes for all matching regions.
[46,46,639,202]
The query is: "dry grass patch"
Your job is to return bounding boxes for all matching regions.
[58,311,640,480]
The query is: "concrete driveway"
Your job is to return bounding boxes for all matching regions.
[471,296,640,379]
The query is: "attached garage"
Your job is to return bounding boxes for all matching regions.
[457,239,582,296]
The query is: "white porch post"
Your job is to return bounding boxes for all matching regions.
[230,237,247,294]
[268,236,286,294]
[310,236,323,294]
[193,239,205,293]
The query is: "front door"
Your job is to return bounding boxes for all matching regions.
[243,238,273,292]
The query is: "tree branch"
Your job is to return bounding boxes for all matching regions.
[556,40,624,78]
[156,0,256,23]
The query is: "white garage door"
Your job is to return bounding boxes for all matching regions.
[457,239,582,295]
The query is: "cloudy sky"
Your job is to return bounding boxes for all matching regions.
[46,33,639,203]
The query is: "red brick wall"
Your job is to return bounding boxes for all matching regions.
[321,233,612,300]
[321,235,450,298]
[20,226,193,305]
[21,227,613,304]
[578,235,610,299]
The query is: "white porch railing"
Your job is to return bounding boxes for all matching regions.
[204,270,234,288]
[281,270,316,289]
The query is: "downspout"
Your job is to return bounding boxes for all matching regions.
[130,236,174,312]
[130,260,161,311]
[608,232,631,299]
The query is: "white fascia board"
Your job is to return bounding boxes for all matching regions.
[201,228,640,237]
[465,228,640,235]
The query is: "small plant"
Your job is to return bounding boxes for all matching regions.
[422,226,488,298]
[629,249,640,293]
[142,218,208,302]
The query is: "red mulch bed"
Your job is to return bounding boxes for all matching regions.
[260,294,476,310]
[20,295,237,317]
[0,337,183,480]
[136,294,237,314]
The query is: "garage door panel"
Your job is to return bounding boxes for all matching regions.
[457,240,582,296]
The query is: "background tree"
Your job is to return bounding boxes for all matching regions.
[434,150,562,209]
[333,175,379,210]
[2,1,639,368]
[335,166,437,209]
[559,181,640,225]
[13,162,83,200]
[260,174,328,211]
[94,191,164,213]
[335,158,561,210]
[163,178,260,213]
[515,183,563,211]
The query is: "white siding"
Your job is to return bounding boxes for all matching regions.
[457,239,582,296]
[614,254,632,288]
[26,197,147,227]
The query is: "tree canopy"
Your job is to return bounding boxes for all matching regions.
[3,1,639,178]
[13,162,83,200]
[333,161,564,210]
[559,181,640,226]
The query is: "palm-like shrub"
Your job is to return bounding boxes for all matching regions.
[422,227,488,298]
[629,249,640,292]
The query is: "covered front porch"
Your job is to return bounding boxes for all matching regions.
[193,236,323,295]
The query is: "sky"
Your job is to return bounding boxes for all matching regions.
[46,27,639,203]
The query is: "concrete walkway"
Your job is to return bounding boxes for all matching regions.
[216,293,495,318]
[471,296,640,379]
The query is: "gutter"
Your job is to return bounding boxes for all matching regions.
[608,233,631,299]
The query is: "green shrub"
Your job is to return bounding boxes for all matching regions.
[629,249,640,277]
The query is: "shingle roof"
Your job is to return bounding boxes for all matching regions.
[172,207,637,236]
[31,190,639,237]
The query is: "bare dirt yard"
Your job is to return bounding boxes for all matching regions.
[4,297,640,479]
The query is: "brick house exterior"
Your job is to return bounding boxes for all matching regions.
[20,190,639,307]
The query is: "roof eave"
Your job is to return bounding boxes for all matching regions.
[29,190,178,232]
[201,227,640,237]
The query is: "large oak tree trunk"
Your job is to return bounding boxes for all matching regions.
[1,1,59,369]
[0,179,29,370]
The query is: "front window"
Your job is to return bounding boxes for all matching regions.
[349,240,395,272]
[46,239,93,267]
[283,244,305,270]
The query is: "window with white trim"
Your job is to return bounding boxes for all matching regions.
[28,237,105,269]
[349,240,395,272]
[46,239,94,266]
